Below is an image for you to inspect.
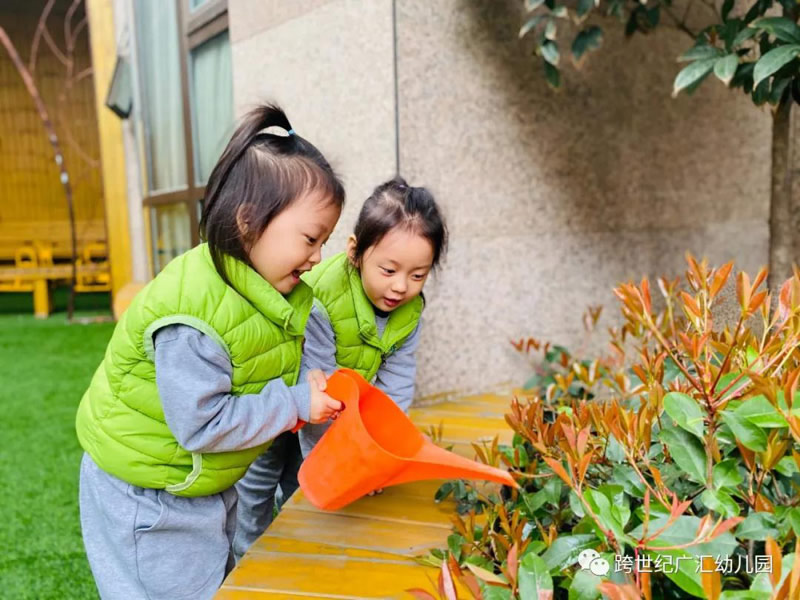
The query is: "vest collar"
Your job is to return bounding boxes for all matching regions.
[202,244,312,335]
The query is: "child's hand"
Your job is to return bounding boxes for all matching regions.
[306,369,328,393]
[307,369,343,424]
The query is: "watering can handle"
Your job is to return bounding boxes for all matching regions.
[290,370,356,434]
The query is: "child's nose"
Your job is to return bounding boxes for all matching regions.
[392,278,407,293]
[309,247,323,266]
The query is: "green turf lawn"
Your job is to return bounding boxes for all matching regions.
[0,289,113,599]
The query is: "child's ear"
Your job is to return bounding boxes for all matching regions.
[346,235,358,266]
[236,205,254,247]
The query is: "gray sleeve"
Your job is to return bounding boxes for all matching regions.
[297,304,338,457]
[298,302,338,379]
[374,320,421,413]
[153,324,312,453]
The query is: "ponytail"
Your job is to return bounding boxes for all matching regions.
[351,176,448,270]
[199,104,344,287]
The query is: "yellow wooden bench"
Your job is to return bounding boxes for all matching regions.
[0,219,107,262]
[217,391,514,598]
[0,220,110,317]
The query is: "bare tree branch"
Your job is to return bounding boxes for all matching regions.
[663,2,700,40]
[72,65,92,84]
[681,0,695,23]
[42,26,69,66]
[697,0,721,21]
[64,125,101,169]
[28,0,57,74]
[64,0,81,52]
[1,18,79,319]
[69,15,88,51]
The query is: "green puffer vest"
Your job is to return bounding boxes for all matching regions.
[76,243,312,497]
[302,252,422,382]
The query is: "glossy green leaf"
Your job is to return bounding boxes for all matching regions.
[659,427,707,483]
[713,459,744,489]
[751,17,800,44]
[753,44,800,87]
[714,54,739,85]
[720,410,767,452]
[663,392,705,439]
[735,512,779,541]
[673,58,717,96]
[541,534,598,571]
[572,26,603,63]
[518,553,554,599]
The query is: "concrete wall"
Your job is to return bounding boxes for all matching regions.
[229,0,772,399]
[229,0,397,254]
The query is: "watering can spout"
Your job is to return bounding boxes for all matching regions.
[298,369,517,511]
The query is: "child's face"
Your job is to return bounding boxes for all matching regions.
[352,228,434,312]
[248,190,341,294]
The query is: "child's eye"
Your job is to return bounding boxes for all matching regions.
[305,235,317,245]
[381,267,395,275]
[413,274,426,281]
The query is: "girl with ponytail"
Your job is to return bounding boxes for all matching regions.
[234,177,448,554]
[76,105,344,599]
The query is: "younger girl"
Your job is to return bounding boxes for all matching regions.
[234,177,448,556]
[76,105,344,600]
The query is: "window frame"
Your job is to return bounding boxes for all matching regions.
[137,0,228,257]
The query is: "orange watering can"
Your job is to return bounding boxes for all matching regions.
[296,369,518,511]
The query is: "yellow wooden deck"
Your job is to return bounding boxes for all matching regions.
[217,391,514,599]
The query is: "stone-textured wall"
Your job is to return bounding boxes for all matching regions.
[229,0,397,254]
[230,0,772,399]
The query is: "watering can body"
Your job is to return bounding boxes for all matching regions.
[297,369,517,511]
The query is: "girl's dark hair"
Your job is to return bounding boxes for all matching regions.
[199,104,345,285]
[351,176,447,270]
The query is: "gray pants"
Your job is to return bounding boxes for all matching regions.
[233,431,303,561]
[79,453,237,600]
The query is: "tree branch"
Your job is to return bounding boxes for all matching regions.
[28,0,57,74]
[1,24,78,319]
[64,0,81,52]
[662,0,700,40]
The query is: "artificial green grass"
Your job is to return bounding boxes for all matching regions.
[0,287,111,315]
[0,293,113,599]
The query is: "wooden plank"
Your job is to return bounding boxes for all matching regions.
[218,391,515,598]
[409,403,509,420]
[0,221,107,261]
[222,552,437,599]
[248,537,413,562]
[0,263,107,280]
[217,591,357,600]
[282,484,456,527]
[260,507,449,557]
[411,413,508,431]
[0,220,106,241]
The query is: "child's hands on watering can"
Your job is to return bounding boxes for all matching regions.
[307,369,328,393]
[307,369,343,424]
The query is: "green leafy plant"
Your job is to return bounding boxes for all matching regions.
[413,256,800,599]
[519,0,800,106]
[517,0,800,288]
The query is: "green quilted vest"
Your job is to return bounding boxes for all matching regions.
[302,252,422,382]
[76,243,312,497]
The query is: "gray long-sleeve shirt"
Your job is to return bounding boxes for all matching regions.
[296,303,421,456]
[151,303,420,457]
[153,324,311,453]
